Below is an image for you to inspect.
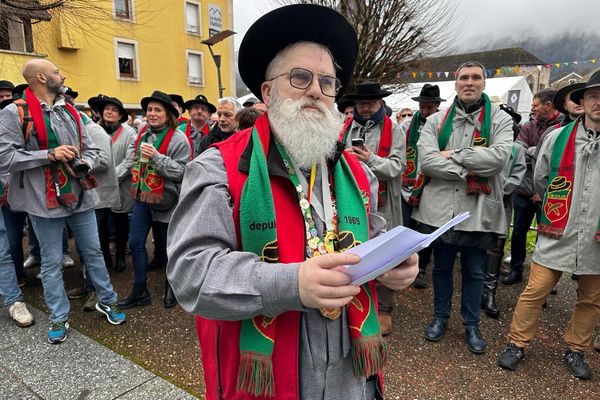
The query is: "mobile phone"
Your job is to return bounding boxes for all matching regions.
[351,138,364,148]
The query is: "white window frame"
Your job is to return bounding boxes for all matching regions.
[113,0,136,22]
[186,50,205,87]
[114,38,140,81]
[184,0,202,36]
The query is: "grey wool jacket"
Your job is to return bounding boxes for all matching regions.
[0,97,100,218]
[412,98,514,235]
[85,119,120,210]
[106,123,137,214]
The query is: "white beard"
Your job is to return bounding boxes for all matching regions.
[268,92,343,169]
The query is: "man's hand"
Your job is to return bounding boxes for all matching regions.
[440,150,453,159]
[376,253,419,290]
[531,193,542,203]
[351,144,371,163]
[298,253,361,309]
[50,145,78,162]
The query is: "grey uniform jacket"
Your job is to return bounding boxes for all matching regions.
[167,142,385,399]
[532,120,600,274]
[86,120,120,210]
[343,118,405,229]
[110,124,137,214]
[0,98,100,217]
[412,100,513,235]
[123,127,190,223]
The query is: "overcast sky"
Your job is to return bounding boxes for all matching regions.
[232,0,600,50]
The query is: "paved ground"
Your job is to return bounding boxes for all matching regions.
[10,244,600,399]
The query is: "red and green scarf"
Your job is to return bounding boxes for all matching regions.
[402,111,422,187]
[237,117,386,397]
[340,115,393,207]
[409,94,492,206]
[179,120,209,158]
[130,125,175,204]
[538,120,600,241]
[25,88,86,209]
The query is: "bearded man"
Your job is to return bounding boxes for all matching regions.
[167,5,418,400]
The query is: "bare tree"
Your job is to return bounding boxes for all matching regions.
[268,0,457,90]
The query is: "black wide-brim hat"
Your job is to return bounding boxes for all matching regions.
[0,80,14,91]
[141,90,179,118]
[571,70,600,105]
[65,87,79,99]
[553,82,585,115]
[238,4,358,102]
[184,94,217,114]
[95,97,129,123]
[169,94,185,111]
[411,83,445,102]
[345,81,392,100]
[336,97,355,113]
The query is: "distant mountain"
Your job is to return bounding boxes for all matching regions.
[458,31,600,78]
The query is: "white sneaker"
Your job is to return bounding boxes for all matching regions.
[23,256,40,269]
[503,256,511,264]
[8,302,34,327]
[62,254,75,268]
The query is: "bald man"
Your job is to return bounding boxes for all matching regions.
[0,59,126,344]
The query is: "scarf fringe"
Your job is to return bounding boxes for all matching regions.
[466,178,491,195]
[139,190,163,204]
[236,352,274,398]
[351,335,388,378]
[537,223,564,239]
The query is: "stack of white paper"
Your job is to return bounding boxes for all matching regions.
[344,212,470,286]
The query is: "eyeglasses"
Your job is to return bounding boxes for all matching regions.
[401,113,413,117]
[267,67,341,97]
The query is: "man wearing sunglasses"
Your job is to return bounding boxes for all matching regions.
[341,80,406,337]
[167,4,418,399]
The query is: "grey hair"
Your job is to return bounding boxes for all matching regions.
[265,41,339,81]
[456,61,487,80]
[218,97,242,113]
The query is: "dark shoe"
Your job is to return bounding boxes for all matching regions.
[118,283,151,309]
[82,292,98,312]
[550,286,558,295]
[594,336,600,353]
[425,318,447,342]
[412,270,428,289]
[499,263,511,276]
[378,311,392,336]
[465,326,486,354]
[497,343,525,370]
[482,253,501,319]
[147,258,165,271]
[114,256,126,273]
[67,284,89,300]
[502,271,523,285]
[163,280,177,309]
[564,349,592,380]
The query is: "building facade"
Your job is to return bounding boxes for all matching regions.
[0,0,235,110]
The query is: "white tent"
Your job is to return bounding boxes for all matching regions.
[385,76,533,118]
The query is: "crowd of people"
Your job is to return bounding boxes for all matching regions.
[0,3,598,399]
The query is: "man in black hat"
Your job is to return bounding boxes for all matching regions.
[341,80,406,336]
[498,69,600,380]
[64,87,78,103]
[169,94,187,123]
[336,97,355,121]
[402,84,445,289]
[242,96,258,108]
[181,94,216,158]
[0,80,14,102]
[167,5,418,399]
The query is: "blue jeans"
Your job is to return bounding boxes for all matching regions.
[432,242,486,326]
[28,216,69,258]
[2,207,27,279]
[129,202,168,285]
[510,194,540,273]
[0,211,23,307]
[29,209,117,323]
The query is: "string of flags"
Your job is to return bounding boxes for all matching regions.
[396,58,598,80]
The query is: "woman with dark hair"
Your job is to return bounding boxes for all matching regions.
[118,91,190,309]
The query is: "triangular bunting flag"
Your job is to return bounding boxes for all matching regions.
[419,72,425,78]
[555,63,561,68]
[496,68,501,75]
[514,66,520,73]
[444,72,450,78]
[427,72,433,78]
[546,64,552,69]
[436,72,442,78]
[582,60,588,64]
[591,59,597,64]
[573,61,578,65]
[452,71,457,78]
[563,62,569,66]
[403,72,410,78]
[487,69,492,77]
[411,72,417,78]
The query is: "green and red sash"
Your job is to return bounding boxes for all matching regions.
[237,115,385,397]
[111,125,123,144]
[402,111,422,187]
[538,120,600,241]
[130,125,175,204]
[25,88,85,209]
[340,115,393,207]
[408,94,492,207]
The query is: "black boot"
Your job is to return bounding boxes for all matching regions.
[114,255,126,273]
[163,280,177,309]
[482,252,501,319]
[413,269,428,289]
[118,282,151,309]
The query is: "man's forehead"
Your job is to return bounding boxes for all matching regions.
[279,42,335,73]
[457,66,484,78]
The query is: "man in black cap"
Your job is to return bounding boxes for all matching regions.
[0,80,14,102]
[498,69,600,380]
[167,4,418,399]
[341,80,406,336]
[242,96,258,108]
[181,94,216,158]
[402,84,445,289]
